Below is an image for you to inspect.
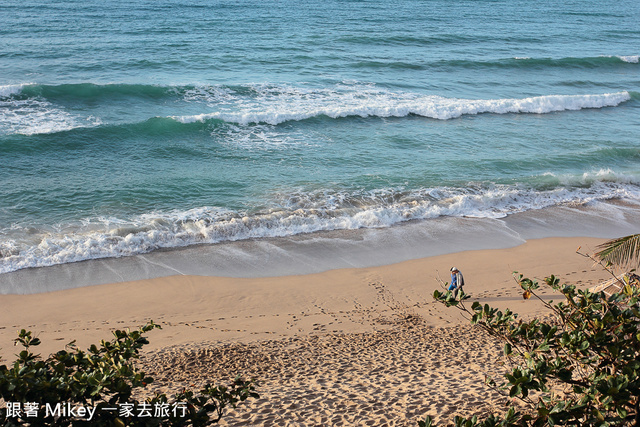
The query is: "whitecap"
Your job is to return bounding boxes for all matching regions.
[0,96,102,136]
[0,84,29,98]
[617,55,639,63]
[171,85,631,126]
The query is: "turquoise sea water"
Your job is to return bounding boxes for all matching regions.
[1,0,639,277]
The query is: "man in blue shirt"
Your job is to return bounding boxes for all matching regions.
[448,266,464,298]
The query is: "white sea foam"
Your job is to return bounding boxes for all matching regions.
[546,168,640,186]
[617,55,639,63]
[173,85,631,126]
[2,175,640,274]
[182,85,236,103]
[221,124,310,149]
[0,96,102,136]
[0,84,29,98]
[599,55,639,64]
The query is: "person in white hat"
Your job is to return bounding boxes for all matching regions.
[448,266,464,298]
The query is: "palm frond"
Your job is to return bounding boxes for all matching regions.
[595,234,640,268]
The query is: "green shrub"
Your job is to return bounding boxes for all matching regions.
[423,273,640,426]
[0,321,258,426]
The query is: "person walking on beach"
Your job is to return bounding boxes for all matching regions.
[448,267,464,298]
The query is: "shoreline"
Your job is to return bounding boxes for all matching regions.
[2,200,640,295]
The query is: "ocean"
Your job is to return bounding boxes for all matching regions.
[1,0,639,293]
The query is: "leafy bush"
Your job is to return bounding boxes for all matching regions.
[0,321,258,426]
[423,273,640,426]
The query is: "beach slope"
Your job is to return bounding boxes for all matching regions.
[0,237,611,425]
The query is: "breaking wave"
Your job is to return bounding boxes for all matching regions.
[1,82,633,136]
[173,90,632,125]
[2,169,639,274]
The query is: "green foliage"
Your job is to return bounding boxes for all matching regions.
[0,321,258,426]
[430,273,640,426]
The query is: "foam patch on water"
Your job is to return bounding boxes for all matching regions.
[544,168,640,186]
[616,55,639,63]
[0,87,102,135]
[597,55,639,64]
[220,124,311,149]
[2,171,640,274]
[173,84,631,125]
[0,84,30,98]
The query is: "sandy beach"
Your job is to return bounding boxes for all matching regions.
[0,236,616,425]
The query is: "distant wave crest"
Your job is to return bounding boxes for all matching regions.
[426,55,640,70]
[173,90,631,125]
[0,84,31,98]
[614,55,639,64]
[0,81,634,136]
[0,83,103,136]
